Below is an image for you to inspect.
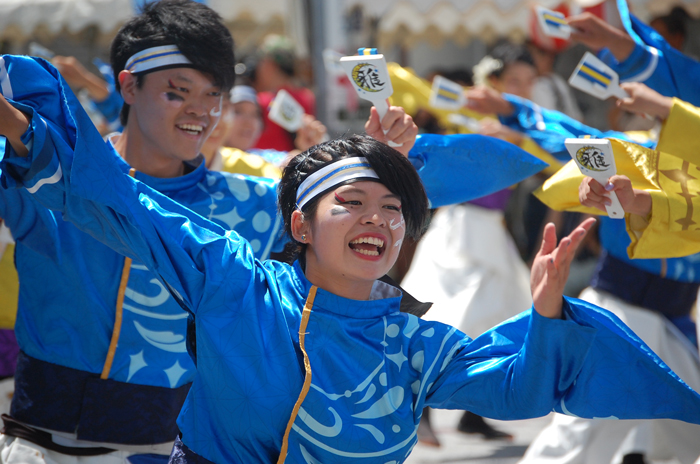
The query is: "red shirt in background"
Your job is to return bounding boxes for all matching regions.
[254,86,316,152]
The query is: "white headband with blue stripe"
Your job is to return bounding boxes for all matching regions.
[125,45,192,74]
[296,157,379,210]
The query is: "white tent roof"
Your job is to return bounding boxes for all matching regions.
[344,0,700,47]
[0,0,292,40]
[0,0,132,37]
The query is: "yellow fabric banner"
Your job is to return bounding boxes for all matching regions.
[387,63,563,175]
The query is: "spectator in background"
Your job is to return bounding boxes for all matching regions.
[52,56,124,134]
[650,6,690,52]
[470,42,538,145]
[527,41,584,121]
[251,35,317,152]
[225,85,264,153]
[201,85,281,178]
[202,84,327,178]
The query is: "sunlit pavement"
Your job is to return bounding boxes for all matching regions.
[406,409,551,464]
[405,409,682,464]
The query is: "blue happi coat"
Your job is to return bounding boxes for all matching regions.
[0,97,284,449]
[598,0,700,107]
[1,55,700,464]
[0,55,546,448]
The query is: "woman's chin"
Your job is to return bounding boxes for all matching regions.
[346,253,395,279]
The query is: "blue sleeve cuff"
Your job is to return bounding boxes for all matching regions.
[600,43,656,82]
[528,300,598,393]
[499,94,536,129]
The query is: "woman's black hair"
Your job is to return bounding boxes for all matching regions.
[488,42,535,80]
[110,0,236,125]
[278,135,430,258]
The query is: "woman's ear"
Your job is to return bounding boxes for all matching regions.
[291,210,310,243]
[118,70,138,105]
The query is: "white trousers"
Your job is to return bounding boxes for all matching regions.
[401,204,531,338]
[520,287,700,464]
[0,435,138,464]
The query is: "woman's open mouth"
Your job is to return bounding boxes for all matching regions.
[348,236,386,259]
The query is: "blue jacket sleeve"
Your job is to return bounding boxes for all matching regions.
[599,3,700,107]
[0,161,63,261]
[599,44,676,96]
[426,297,700,423]
[498,94,651,160]
[408,133,548,208]
[0,55,257,316]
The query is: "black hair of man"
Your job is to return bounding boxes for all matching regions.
[110,0,236,125]
[654,6,690,39]
[488,42,535,80]
[278,135,430,259]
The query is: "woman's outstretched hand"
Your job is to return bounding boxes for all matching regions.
[531,218,597,319]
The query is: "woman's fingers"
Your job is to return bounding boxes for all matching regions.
[538,222,558,258]
[547,217,595,272]
[580,178,611,211]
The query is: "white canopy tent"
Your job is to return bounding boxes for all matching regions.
[343,0,700,49]
[0,0,306,57]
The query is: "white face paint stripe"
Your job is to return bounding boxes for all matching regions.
[389,217,404,230]
[209,96,223,118]
[393,238,403,248]
[26,164,63,194]
[0,57,13,99]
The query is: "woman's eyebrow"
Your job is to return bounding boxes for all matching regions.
[340,186,365,195]
[338,187,399,201]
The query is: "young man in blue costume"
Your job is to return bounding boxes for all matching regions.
[0,1,285,462]
[1,49,700,464]
[466,83,700,463]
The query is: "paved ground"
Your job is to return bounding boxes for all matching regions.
[406,409,551,464]
[405,409,684,464]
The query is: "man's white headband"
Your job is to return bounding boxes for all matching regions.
[125,45,192,74]
[296,157,379,210]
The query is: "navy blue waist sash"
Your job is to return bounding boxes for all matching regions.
[169,436,216,464]
[591,252,699,318]
[11,351,190,445]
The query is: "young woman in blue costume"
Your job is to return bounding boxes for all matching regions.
[3,68,700,464]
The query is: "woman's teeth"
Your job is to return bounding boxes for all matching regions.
[349,237,385,248]
[356,248,379,256]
